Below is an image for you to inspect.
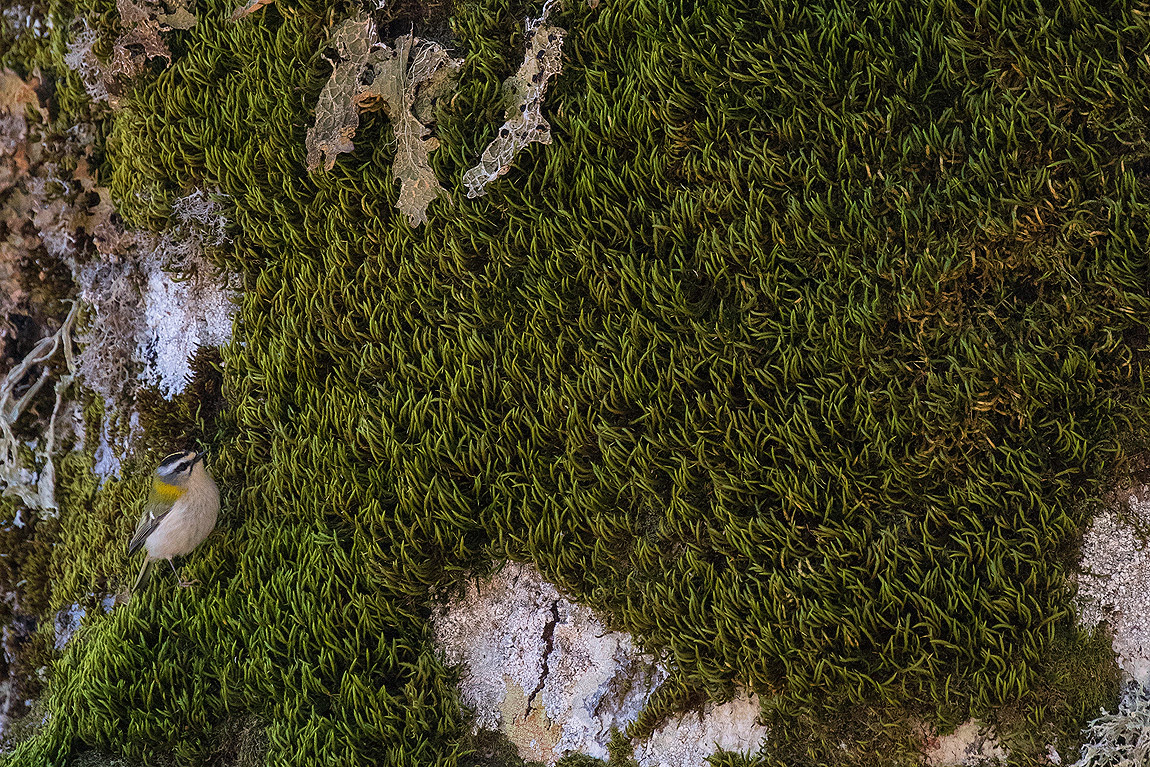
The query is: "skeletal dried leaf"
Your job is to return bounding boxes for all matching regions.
[462,5,565,198]
[109,0,184,79]
[305,12,377,172]
[157,4,196,30]
[229,0,274,22]
[358,35,458,226]
[0,69,42,117]
[411,54,461,126]
[306,15,460,225]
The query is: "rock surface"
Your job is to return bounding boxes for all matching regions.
[1076,490,1150,684]
[431,562,768,766]
[921,721,1009,766]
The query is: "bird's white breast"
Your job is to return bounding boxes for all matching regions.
[144,475,219,559]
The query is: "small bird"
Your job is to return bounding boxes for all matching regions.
[127,450,220,592]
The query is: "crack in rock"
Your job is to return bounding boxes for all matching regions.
[525,599,560,717]
[431,562,767,765]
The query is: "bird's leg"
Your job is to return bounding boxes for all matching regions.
[169,558,199,588]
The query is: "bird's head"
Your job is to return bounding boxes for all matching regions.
[154,450,206,489]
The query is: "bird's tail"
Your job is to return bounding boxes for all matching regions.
[132,558,154,593]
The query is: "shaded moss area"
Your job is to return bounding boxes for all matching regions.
[4,0,1150,764]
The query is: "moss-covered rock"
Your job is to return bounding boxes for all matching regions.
[5,0,1150,764]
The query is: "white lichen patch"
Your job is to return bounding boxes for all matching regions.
[69,190,235,478]
[1068,490,1150,766]
[75,190,236,401]
[91,414,123,481]
[52,593,117,651]
[136,190,233,395]
[921,720,1008,766]
[136,256,234,398]
[432,562,768,766]
[1075,493,1150,683]
[634,692,767,767]
[1073,682,1150,767]
[53,604,85,651]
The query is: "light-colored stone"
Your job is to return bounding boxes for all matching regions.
[634,692,766,767]
[922,720,1007,766]
[1076,493,1150,684]
[432,562,665,762]
[431,562,768,766]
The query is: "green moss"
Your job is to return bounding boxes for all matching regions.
[200,715,268,767]
[133,347,227,453]
[555,753,605,767]
[9,0,1150,762]
[605,729,638,767]
[624,674,707,742]
[462,729,543,767]
[705,751,766,767]
[990,623,1121,764]
[50,426,142,603]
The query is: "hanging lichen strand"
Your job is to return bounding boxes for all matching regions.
[4,0,1150,764]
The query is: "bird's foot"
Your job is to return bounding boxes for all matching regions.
[177,579,200,588]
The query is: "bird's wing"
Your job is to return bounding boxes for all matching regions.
[126,487,176,557]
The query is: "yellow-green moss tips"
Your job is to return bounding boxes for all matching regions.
[5,0,1150,763]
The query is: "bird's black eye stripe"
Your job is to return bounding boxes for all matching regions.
[158,452,197,474]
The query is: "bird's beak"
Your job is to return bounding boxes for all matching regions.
[193,450,208,465]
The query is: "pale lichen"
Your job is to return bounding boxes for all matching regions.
[0,302,78,516]
[357,34,459,226]
[1076,498,1150,683]
[462,1,565,198]
[63,21,112,104]
[1072,683,1150,767]
[306,12,459,225]
[74,189,236,404]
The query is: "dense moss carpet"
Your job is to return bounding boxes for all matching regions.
[5,0,1150,764]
